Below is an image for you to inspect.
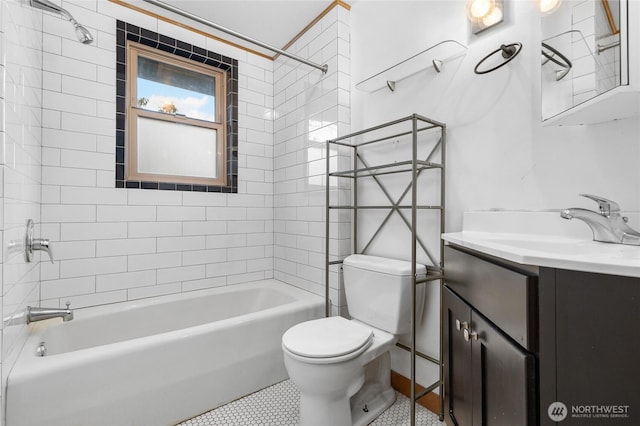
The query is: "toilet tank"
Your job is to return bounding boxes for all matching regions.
[342,254,427,335]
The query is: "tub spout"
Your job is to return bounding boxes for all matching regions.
[561,194,640,245]
[27,302,73,324]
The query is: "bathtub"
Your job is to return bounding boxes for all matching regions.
[6,279,323,426]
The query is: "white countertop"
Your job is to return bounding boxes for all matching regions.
[442,211,640,278]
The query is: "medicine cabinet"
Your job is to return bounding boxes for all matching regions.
[541,0,639,125]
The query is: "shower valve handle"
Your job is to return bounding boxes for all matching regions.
[25,219,54,264]
[32,238,54,264]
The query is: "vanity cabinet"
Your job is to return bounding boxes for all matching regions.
[539,268,640,425]
[443,289,537,425]
[443,244,640,426]
[443,246,538,426]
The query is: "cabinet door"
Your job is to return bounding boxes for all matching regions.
[443,288,473,426]
[471,312,537,426]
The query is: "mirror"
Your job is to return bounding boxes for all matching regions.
[541,0,624,121]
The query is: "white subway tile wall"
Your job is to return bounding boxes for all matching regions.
[1,0,44,424]
[40,0,275,310]
[273,5,351,315]
[0,1,350,423]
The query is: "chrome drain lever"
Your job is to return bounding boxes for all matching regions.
[36,342,47,357]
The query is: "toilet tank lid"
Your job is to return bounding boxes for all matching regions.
[343,254,426,276]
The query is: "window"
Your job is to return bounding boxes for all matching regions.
[116,21,238,192]
[127,41,226,186]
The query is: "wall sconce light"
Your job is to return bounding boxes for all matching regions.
[467,0,505,34]
[540,0,562,14]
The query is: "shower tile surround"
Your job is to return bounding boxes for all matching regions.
[39,0,276,310]
[114,21,239,193]
[1,0,43,423]
[37,0,351,332]
[4,0,350,423]
[273,5,352,312]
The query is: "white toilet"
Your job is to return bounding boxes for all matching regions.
[282,254,426,426]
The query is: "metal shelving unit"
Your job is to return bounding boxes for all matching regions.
[325,113,446,425]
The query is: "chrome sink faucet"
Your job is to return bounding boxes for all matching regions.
[26,302,73,324]
[561,194,640,245]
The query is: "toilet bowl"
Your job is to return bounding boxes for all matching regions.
[282,254,426,426]
[282,316,397,426]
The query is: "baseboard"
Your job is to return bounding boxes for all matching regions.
[390,370,441,416]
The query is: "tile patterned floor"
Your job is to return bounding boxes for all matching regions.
[179,379,443,426]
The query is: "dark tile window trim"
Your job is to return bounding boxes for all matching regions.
[115,20,238,193]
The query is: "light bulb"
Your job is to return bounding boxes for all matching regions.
[540,0,562,14]
[466,0,495,21]
[482,5,503,27]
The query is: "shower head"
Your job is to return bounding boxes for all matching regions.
[73,21,94,44]
[30,0,94,44]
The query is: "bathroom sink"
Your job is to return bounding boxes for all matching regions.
[441,211,640,278]
[442,230,640,278]
[475,234,615,256]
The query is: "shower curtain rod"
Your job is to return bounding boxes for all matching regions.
[142,0,329,73]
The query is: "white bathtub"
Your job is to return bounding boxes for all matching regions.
[6,279,323,426]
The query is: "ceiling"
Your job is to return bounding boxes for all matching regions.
[137,0,337,57]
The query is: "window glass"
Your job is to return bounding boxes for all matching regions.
[136,116,218,178]
[136,55,216,122]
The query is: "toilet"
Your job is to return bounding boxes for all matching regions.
[282,254,426,426]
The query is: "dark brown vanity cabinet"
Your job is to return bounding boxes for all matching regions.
[443,246,538,426]
[539,268,640,426]
[444,289,537,425]
[444,244,640,426]
[443,288,473,426]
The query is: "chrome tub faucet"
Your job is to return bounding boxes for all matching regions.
[26,302,73,324]
[561,194,640,245]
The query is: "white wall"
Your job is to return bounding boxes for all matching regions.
[352,0,639,223]
[350,0,640,388]
[39,0,275,309]
[1,0,43,423]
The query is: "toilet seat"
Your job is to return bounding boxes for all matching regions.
[282,316,374,364]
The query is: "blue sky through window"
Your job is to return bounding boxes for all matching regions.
[137,78,215,122]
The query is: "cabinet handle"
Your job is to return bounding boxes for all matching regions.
[455,319,478,341]
[463,328,479,342]
[455,319,469,331]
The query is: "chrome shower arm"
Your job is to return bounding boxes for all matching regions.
[29,0,94,44]
[30,0,72,20]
